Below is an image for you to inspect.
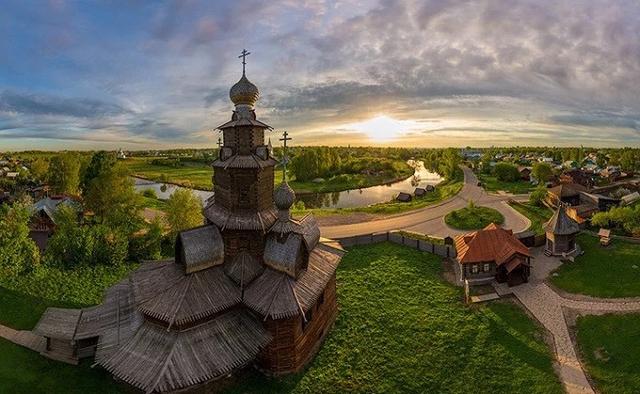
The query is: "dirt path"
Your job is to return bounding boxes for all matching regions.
[498,249,640,393]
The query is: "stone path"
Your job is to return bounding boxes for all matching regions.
[0,323,46,353]
[503,249,640,394]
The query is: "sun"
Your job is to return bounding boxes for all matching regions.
[345,115,419,142]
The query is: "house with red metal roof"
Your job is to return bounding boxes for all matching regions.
[454,223,531,286]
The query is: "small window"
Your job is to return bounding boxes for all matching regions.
[302,309,314,331]
[318,291,325,306]
[483,263,490,272]
[471,264,479,274]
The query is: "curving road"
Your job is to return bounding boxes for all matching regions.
[319,166,531,239]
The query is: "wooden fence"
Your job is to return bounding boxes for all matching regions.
[336,231,457,259]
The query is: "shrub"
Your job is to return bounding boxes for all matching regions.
[494,162,520,182]
[142,188,157,199]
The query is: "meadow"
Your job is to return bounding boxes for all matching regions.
[551,234,640,298]
[445,205,505,230]
[508,202,554,235]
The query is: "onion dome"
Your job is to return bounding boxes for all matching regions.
[229,74,259,107]
[274,182,295,210]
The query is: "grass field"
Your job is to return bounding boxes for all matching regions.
[550,234,640,298]
[0,338,123,394]
[124,157,413,194]
[478,173,534,194]
[576,313,640,394]
[0,243,561,393]
[509,202,553,235]
[445,205,505,230]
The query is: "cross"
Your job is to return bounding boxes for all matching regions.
[279,130,292,181]
[238,49,251,75]
[217,137,223,149]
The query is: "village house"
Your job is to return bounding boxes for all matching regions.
[517,166,531,181]
[30,196,79,251]
[546,183,587,207]
[560,169,595,189]
[454,223,531,287]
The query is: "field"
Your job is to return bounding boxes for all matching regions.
[123,157,413,194]
[478,174,534,194]
[0,243,561,393]
[576,313,640,394]
[509,202,553,235]
[445,205,505,230]
[550,234,640,298]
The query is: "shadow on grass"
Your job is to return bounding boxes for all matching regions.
[0,286,84,330]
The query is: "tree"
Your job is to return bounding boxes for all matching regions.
[30,157,49,183]
[81,151,117,193]
[165,189,203,238]
[529,186,548,206]
[493,162,520,182]
[128,219,164,262]
[0,197,40,275]
[84,164,144,234]
[532,162,553,183]
[49,153,81,195]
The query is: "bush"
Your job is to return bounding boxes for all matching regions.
[0,199,40,275]
[529,186,548,206]
[142,188,157,199]
[494,162,520,182]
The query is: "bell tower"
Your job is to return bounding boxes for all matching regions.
[205,50,279,260]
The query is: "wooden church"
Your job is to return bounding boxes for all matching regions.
[33,51,344,393]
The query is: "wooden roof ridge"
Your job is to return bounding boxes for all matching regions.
[223,154,238,170]
[145,332,180,394]
[250,153,264,169]
[288,276,307,322]
[261,273,289,321]
[166,275,193,332]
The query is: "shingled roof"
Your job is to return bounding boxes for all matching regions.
[548,183,587,198]
[545,204,581,235]
[454,223,530,265]
[176,225,224,274]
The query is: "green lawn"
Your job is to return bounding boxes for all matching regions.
[576,313,640,394]
[445,205,505,230]
[509,202,553,235]
[225,243,561,393]
[123,157,413,194]
[550,234,640,298]
[478,174,534,194]
[0,338,123,394]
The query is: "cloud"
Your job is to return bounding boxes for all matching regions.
[0,91,130,118]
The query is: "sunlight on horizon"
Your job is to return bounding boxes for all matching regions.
[343,115,422,142]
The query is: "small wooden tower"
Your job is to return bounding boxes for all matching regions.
[544,203,580,256]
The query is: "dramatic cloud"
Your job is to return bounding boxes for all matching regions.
[1,0,640,149]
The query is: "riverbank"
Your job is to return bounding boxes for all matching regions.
[311,171,464,225]
[124,157,414,194]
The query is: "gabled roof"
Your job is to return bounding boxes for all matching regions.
[176,225,224,274]
[454,223,530,265]
[548,183,587,198]
[224,251,264,289]
[545,205,580,235]
[34,308,81,341]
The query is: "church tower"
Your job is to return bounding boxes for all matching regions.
[206,49,278,260]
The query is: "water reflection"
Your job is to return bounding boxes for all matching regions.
[297,160,442,209]
[133,160,441,209]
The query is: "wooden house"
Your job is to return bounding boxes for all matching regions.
[396,192,412,202]
[517,166,531,181]
[560,169,595,189]
[546,183,587,207]
[33,68,344,393]
[454,223,531,287]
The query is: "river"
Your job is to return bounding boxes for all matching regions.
[133,160,442,209]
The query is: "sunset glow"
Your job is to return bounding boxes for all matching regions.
[344,115,421,142]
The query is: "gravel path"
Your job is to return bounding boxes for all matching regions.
[503,249,640,394]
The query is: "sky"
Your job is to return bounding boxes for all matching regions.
[1,0,640,151]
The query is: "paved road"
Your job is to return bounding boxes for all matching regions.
[320,166,530,239]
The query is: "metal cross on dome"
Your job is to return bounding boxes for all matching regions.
[279,130,292,181]
[238,49,251,75]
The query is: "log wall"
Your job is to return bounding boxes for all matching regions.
[259,274,338,375]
